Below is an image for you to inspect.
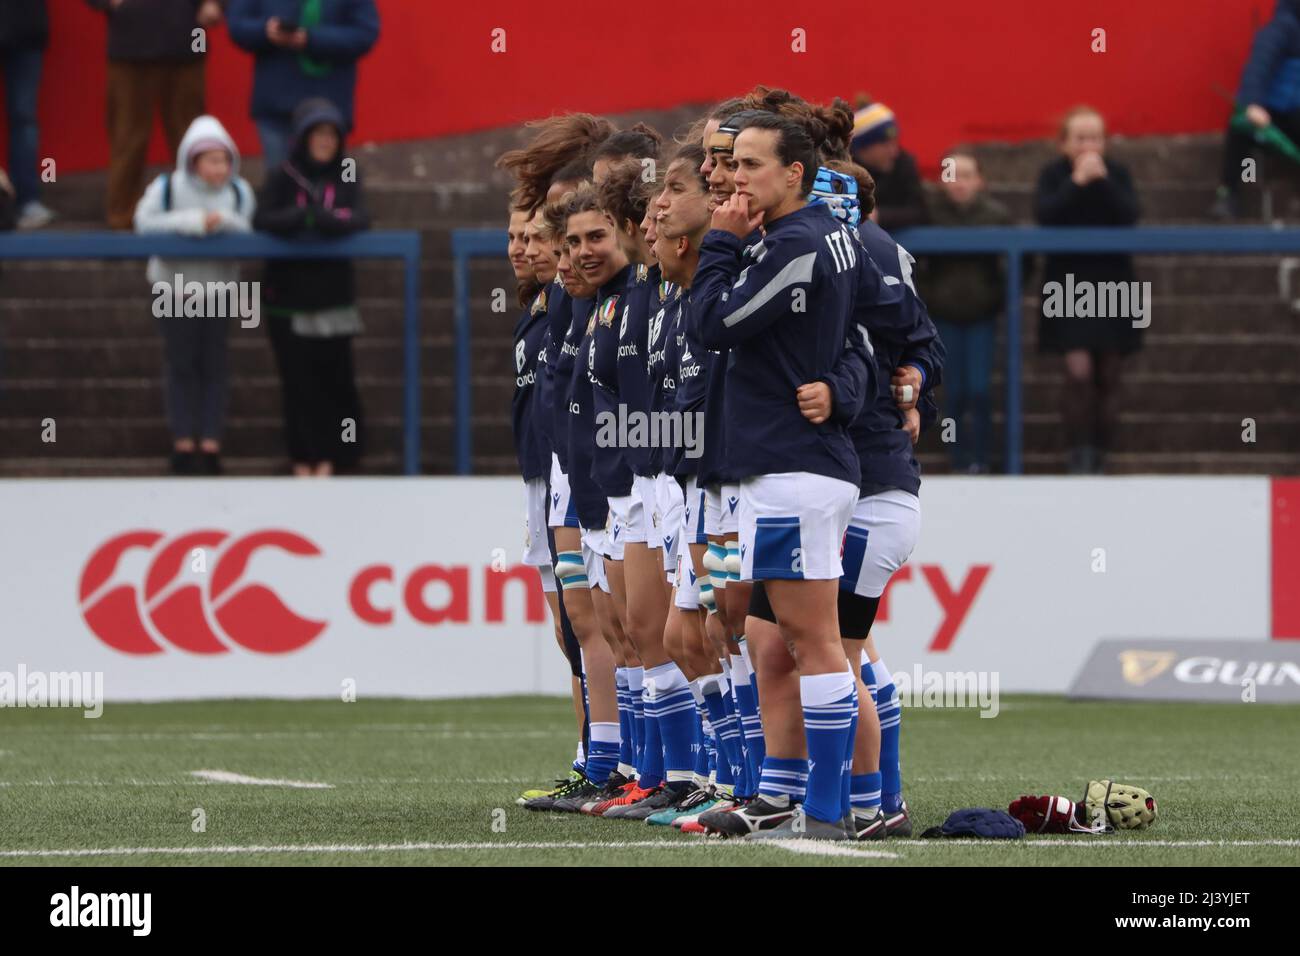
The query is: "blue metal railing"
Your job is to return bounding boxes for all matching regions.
[454,224,1300,475]
[0,231,423,474]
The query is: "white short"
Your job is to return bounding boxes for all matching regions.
[704,482,741,537]
[738,472,858,582]
[547,453,580,529]
[581,527,610,593]
[681,476,708,547]
[538,565,557,594]
[607,489,647,557]
[840,489,921,598]
[675,540,702,610]
[656,473,684,582]
[634,474,662,550]
[523,477,551,567]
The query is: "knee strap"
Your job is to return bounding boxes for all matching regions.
[555,551,588,591]
[699,581,717,613]
[723,539,741,582]
[704,543,727,590]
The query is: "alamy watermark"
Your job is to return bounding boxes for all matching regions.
[152,274,261,328]
[893,665,1000,718]
[1042,273,1151,329]
[595,403,705,460]
[0,665,103,718]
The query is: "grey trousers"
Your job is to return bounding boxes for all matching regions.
[157,315,229,441]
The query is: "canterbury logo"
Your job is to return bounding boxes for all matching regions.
[78,529,326,655]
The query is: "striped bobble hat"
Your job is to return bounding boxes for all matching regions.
[851,102,898,152]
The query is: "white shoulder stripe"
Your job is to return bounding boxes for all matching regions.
[722,251,818,328]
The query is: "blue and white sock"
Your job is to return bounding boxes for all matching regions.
[627,666,646,775]
[757,755,808,808]
[690,681,710,784]
[861,650,877,702]
[800,670,856,824]
[701,676,740,794]
[638,695,664,790]
[730,648,765,792]
[840,681,860,820]
[586,721,621,785]
[614,668,635,777]
[873,658,904,813]
[719,675,751,797]
[644,662,697,787]
[851,771,883,817]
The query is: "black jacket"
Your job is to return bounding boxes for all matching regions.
[866,149,929,232]
[254,98,371,312]
[84,0,218,62]
[1034,155,1142,354]
[0,0,48,51]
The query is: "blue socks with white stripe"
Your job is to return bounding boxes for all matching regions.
[644,661,697,787]
[615,668,635,777]
[758,756,808,806]
[730,646,764,797]
[701,675,742,794]
[627,666,646,775]
[586,721,620,784]
[800,670,857,824]
[867,658,904,813]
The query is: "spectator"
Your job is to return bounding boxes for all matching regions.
[225,0,380,172]
[0,0,54,229]
[920,149,1011,474]
[1034,106,1141,475]
[85,0,226,230]
[134,115,255,476]
[849,100,928,231]
[254,97,369,477]
[0,168,15,230]
[1213,0,1300,220]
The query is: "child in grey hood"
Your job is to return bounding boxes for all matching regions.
[134,115,256,475]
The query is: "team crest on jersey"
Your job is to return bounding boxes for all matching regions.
[598,295,619,326]
[635,263,649,283]
[530,288,548,316]
[658,279,673,303]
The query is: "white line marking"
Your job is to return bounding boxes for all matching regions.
[190,770,333,789]
[749,840,898,859]
[0,841,762,859]
[904,839,1300,848]
[0,838,1294,860]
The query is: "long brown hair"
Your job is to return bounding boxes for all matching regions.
[496,113,616,211]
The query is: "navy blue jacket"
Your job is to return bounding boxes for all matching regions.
[694,204,892,487]
[589,264,635,498]
[1239,0,1300,113]
[511,290,551,482]
[550,288,585,473]
[531,278,569,466]
[564,298,609,529]
[644,276,677,475]
[615,264,666,477]
[226,0,379,127]
[665,292,706,478]
[826,222,946,497]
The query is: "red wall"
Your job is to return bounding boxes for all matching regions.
[6,0,1281,175]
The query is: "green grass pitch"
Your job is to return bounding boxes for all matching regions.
[1,695,1297,866]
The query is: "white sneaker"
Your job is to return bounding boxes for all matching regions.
[17,201,56,230]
